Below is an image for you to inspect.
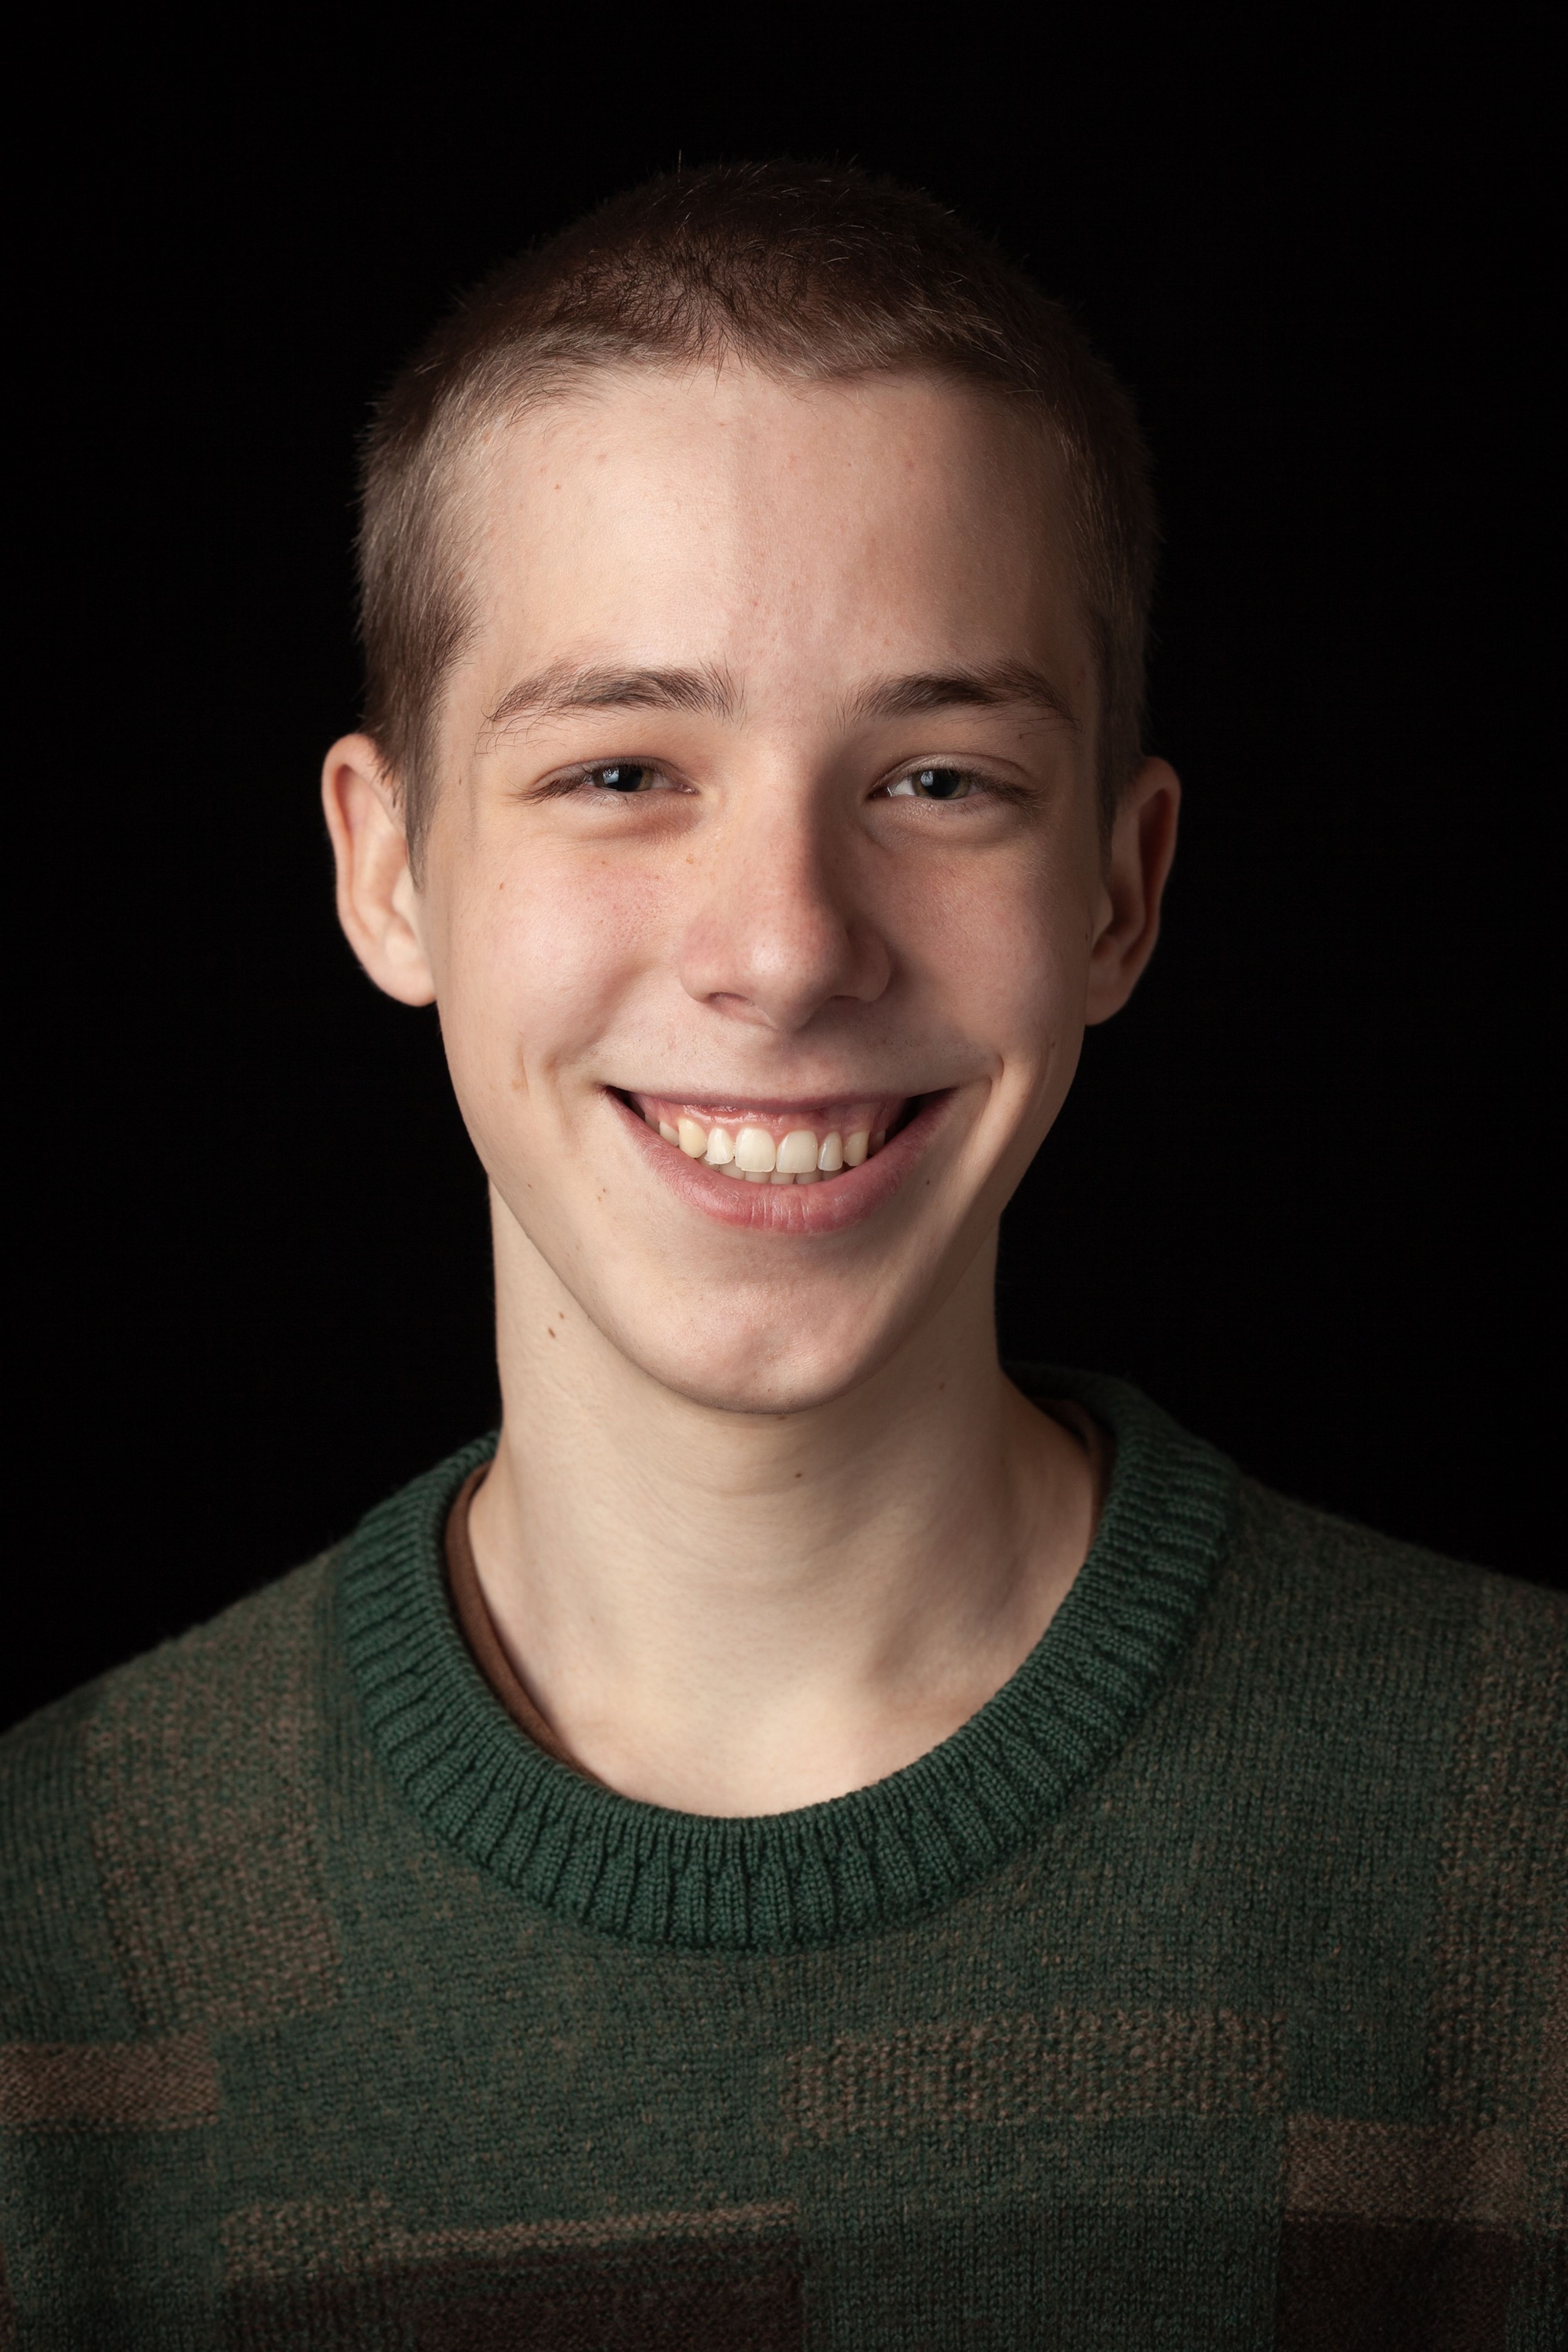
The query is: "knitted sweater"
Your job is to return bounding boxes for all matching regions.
[1,1374,1563,2349]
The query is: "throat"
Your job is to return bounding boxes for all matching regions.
[462,1360,1096,1817]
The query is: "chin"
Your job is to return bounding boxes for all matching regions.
[618,1312,903,1419]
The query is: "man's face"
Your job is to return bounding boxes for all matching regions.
[395,367,1155,1412]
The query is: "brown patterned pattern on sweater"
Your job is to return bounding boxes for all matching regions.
[1275,2113,1557,2348]
[0,2029,218,2129]
[1428,1575,1568,2127]
[222,2194,798,2283]
[781,2007,1284,2142]
[83,1561,341,2034]
[1284,2114,1535,2231]
[1276,2215,1517,2352]
[221,2196,803,2352]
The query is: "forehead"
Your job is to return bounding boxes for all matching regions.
[461,367,1088,702]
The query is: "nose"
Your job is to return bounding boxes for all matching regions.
[676,791,893,1033]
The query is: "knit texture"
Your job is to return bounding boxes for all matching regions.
[1,1373,1564,2348]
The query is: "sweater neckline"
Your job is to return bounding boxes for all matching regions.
[338,1370,1234,1953]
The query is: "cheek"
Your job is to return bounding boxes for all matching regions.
[437,852,664,1094]
[909,854,1090,1068]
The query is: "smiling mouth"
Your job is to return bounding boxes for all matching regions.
[623,1093,916,1184]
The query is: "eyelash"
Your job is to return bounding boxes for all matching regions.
[879,765,989,804]
[548,760,1009,806]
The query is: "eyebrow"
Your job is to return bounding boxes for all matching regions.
[480,656,1076,739]
[842,663,1077,728]
[482,662,740,735]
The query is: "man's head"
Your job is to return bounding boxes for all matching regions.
[356,161,1158,866]
[326,165,1178,1418]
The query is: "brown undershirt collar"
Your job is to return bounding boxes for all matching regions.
[443,1465,596,1778]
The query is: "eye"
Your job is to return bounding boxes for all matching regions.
[883,765,979,802]
[588,761,669,793]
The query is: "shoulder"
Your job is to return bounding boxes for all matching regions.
[0,1555,341,2045]
[1225,1472,1566,1669]
[1202,1474,1566,1886]
[1190,1479,1566,2152]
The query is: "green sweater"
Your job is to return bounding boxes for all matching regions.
[2,1375,1563,2349]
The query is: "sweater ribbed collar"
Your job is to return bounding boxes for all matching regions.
[338,1371,1234,1953]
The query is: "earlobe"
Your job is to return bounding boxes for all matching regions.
[321,735,438,1007]
[1084,756,1181,1026]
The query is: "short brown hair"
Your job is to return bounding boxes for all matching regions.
[357,161,1156,864]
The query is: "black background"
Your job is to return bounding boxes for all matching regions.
[10,8,1556,1730]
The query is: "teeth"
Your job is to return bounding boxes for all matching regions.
[639,1100,904,1182]
[735,1127,777,1173]
[776,1129,820,1174]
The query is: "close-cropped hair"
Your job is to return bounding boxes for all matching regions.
[357,160,1158,867]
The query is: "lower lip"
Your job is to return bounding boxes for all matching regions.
[608,1090,954,1234]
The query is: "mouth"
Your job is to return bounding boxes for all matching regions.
[626,1092,912,1183]
[608,1087,951,1230]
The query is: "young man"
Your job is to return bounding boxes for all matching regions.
[2,163,1562,2348]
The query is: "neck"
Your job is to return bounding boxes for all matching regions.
[468,1197,1094,1814]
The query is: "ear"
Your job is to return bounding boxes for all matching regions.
[1084,755,1181,1025]
[321,735,437,1007]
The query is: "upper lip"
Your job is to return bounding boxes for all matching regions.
[614,1088,929,1112]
